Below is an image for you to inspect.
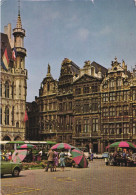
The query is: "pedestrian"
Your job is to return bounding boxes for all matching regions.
[59,149,65,171]
[45,149,54,172]
[53,151,59,172]
[90,153,93,161]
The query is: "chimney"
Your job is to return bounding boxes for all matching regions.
[4,25,8,35]
[7,23,11,40]
[122,60,125,69]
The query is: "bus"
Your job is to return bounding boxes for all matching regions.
[0,140,56,152]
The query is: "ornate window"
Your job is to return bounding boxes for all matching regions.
[83,86,89,94]
[116,106,122,116]
[49,103,52,110]
[92,84,98,92]
[76,120,81,134]
[103,108,108,117]
[133,107,136,117]
[12,82,14,98]
[91,98,98,112]
[75,101,81,113]
[123,105,129,116]
[83,103,89,113]
[117,91,122,101]
[0,82,2,97]
[103,124,108,134]
[109,79,114,89]
[109,107,115,117]
[59,103,62,111]
[109,92,115,101]
[109,124,115,134]
[92,118,98,132]
[117,78,122,89]
[47,82,50,91]
[75,87,81,94]
[123,123,129,134]
[123,91,129,101]
[102,93,108,102]
[0,107,2,125]
[5,106,9,125]
[83,119,89,133]
[5,81,9,98]
[132,90,136,101]
[16,122,19,128]
[133,123,136,135]
[12,106,14,125]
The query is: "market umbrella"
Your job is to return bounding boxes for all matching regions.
[17,144,36,149]
[51,143,75,150]
[71,148,88,168]
[12,150,27,163]
[109,141,135,149]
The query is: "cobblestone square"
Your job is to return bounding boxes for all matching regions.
[1,159,136,195]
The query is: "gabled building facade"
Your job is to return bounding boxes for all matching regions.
[27,57,136,153]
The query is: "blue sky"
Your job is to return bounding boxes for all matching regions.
[1,0,136,102]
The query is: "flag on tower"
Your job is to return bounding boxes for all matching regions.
[1,48,9,71]
[12,47,17,61]
[24,110,28,122]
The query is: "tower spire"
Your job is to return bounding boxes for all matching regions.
[18,0,20,16]
[16,0,22,28]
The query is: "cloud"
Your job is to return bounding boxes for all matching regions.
[92,26,112,37]
[77,28,90,41]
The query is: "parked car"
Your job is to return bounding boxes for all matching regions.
[0,155,23,177]
[102,152,109,158]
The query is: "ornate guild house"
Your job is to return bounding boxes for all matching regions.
[26,57,136,153]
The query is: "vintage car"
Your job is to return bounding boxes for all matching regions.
[0,155,23,177]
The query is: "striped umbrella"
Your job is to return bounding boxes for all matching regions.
[71,148,88,168]
[12,150,27,163]
[51,143,75,150]
[17,144,36,149]
[109,141,135,149]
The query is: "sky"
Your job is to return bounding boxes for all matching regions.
[1,0,136,102]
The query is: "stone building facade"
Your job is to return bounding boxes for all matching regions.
[27,57,136,153]
[0,12,27,141]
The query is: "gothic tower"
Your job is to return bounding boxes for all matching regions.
[12,3,27,140]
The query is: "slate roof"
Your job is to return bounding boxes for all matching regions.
[91,61,108,76]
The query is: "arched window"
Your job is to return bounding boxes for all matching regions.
[0,82,2,97]
[12,82,14,98]
[16,122,19,128]
[0,107,2,125]
[5,106,9,125]
[47,82,50,91]
[12,106,14,125]
[5,81,9,98]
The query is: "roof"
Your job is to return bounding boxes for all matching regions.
[91,61,108,76]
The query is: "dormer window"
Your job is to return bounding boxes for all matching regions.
[5,81,9,98]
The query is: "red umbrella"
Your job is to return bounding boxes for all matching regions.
[51,143,75,150]
[71,148,88,168]
[12,150,27,163]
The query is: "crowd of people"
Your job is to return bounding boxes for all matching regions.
[105,149,135,166]
[45,149,66,172]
